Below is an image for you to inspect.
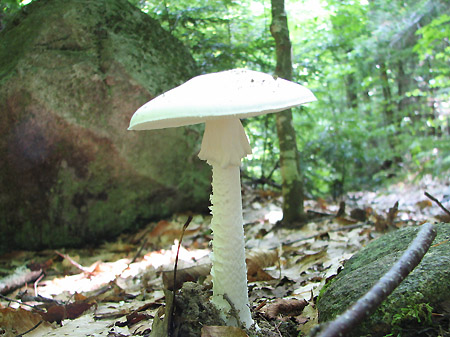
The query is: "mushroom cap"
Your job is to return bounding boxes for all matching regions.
[128,68,316,130]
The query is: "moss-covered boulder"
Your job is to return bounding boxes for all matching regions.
[0,0,210,252]
[317,223,450,337]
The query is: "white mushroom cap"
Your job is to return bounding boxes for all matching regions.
[128,68,316,131]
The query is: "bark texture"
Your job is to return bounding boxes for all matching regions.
[270,0,306,226]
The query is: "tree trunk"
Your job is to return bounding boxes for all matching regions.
[396,61,407,116]
[345,72,358,109]
[270,0,306,226]
[379,60,394,126]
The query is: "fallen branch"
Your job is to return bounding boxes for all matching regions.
[0,266,43,295]
[311,222,437,337]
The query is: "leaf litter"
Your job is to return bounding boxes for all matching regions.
[0,175,448,336]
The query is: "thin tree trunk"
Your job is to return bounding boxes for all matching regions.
[396,61,407,116]
[379,61,394,126]
[345,73,358,109]
[379,60,398,149]
[270,0,306,226]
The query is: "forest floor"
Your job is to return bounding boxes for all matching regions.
[0,175,449,337]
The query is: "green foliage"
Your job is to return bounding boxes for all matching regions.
[414,13,450,90]
[134,0,274,73]
[129,0,450,196]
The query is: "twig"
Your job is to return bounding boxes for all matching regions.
[55,251,92,275]
[312,222,437,337]
[116,238,148,280]
[168,216,193,337]
[223,293,244,329]
[0,294,45,312]
[424,191,450,216]
[129,238,148,266]
[266,160,280,181]
[15,320,43,337]
[241,172,282,189]
[274,321,283,337]
[283,222,369,245]
[34,273,44,296]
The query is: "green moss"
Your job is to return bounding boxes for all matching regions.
[391,303,433,327]
[317,276,337,305]
[317,224,450,336]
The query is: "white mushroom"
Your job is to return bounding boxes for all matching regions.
[128,69,316,328]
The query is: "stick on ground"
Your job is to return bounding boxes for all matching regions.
[312,222,437,337]
[424,191,450,217]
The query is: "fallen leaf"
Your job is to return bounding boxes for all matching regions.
[350,208,367,221]
[40,304,66,324]
[416,199,432,210]
[65,301,96,319]
[246,249,278,282]
[387,201,399,226]
[335,216,359,226]
[162,263,211,290]
[40,300,95,323]
[264,298,308,319]
[0,307,52,336]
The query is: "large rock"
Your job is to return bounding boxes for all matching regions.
[0,0,210,252]
[317,223,450,336]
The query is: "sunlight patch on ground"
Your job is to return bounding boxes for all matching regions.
[37,242,210,298]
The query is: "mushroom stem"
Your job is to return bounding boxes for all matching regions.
[198,118,253,328]
[209,164,252,328]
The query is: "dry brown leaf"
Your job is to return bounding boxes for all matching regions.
[374,213,388,232]
[65,301,96,319]
[416,199,433,210]
[149,220,172,237]
[41,304,66,324]
[316,197,329,210]
[247,266,275,282]
[435,213,450,223]
[387,201,399,226]
[162,263,211,290]
[201,325,248,337]
[0,307,52,336]
[246,249,278,269]
[334,216,358,226]
[246,249,278,282]
[115,311,151,327]
[264,298,308,319]
[40,300,95,323]
[349,208,367,221]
